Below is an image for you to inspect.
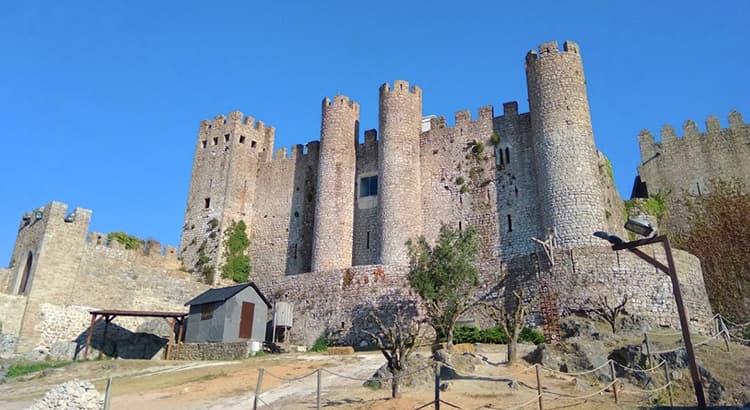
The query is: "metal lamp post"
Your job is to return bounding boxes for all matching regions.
[594,220,707,410]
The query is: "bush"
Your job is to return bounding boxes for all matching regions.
[107,232,144,250]
[310,336,329,352]
[449,325,543,345]
[519,327,545,344]
[480,326,507,344]
[454,325,482,344]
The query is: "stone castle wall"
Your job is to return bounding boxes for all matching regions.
[636,111,749,229]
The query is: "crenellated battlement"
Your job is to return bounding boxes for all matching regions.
[525,40,581,64]
[198,111,275,137]
[263,141,320,162]
[87,231,178,260]
[379,80,422,97]
[638,110,748,146]
[502,101,519,117]
[423,105,495,136]
[322,95,360,113]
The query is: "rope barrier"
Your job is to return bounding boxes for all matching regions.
[544,380,616,401]
[490,393,543,410]
[321,364,433,382]
[261,368,318,383]
[255,395,279,410]
[438,361,537,379]
[620,381,673,395]
[541,359,611,377]
[721,316,750,328]
[614,359,666,373]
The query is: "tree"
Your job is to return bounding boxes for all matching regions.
[582,294,629,333]
[363,303,423,399]
[221,220,251,283]
[673,179,750,320]
[483,290,532,365]
[407,224,480,350]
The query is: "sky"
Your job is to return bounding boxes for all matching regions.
[0,1,748,265]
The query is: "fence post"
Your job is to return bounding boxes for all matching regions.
[644,333,654,369]
[253,368,264,410]
[664,362,674,408]
[719,316,731,352]
[535,364,544,410]
[316,368,322,410]
[434,362,441,410]
[103,377,113,410]
[609,360,619,404]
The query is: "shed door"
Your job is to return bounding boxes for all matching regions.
[239,302,255,339]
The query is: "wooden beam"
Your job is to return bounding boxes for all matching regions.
[175,319,185,359]
[166,317,176,360]
[99,315,113,360]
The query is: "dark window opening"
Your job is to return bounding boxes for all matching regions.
[201,302,218,320]
[359,176,378,197]
[696,182,702,196]
[505,147,510,164]
[213,137,218,145]
[498,148,504,165]
[507,214,513,232]
[224,134,230,143]
[239,135,246,144]
[293,243,298,259]
[251,140,257,148]
[204,198,211,209]
[18,252,33,295]
[201,140,207,149]
[366,231,370,249]
[459,221,462,231]
[514,187,519,198]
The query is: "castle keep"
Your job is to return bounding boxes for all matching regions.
[0,40,715,353]
[180,40,622,282]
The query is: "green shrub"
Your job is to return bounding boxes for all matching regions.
[310,336,329,352]
[519,327,545,344]
[480,326,508,343]
[490,132,500,146]
[454,325,482,344]
[221,220,251,283]
[455,176,465,186]
[107,232,144,250]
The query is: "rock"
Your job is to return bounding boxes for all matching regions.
[28,380,104,410]
[364,354,433,390]
[49,341,77,361]
[136,319,172,338]
[0,334,17,359]
[619,315,653,334]
[567,337,611,381]
[670,370,682,381]
[523,343,564,371]
[573,377,589,392]
[22,347,50,362]
[559,317,613,342]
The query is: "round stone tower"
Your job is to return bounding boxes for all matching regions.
[311,95,359,272]
[526,40,606,248]
[378,80,423,265]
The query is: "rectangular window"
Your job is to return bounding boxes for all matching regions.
[251,140,257,148]
[359,176,378,197]
[213,137,219,145]
[201,302,218,320]
[366,231,370,249]
[204,197,211,209]
[239,136,246,144]
[201,140,207,149]
[224,133,230,143]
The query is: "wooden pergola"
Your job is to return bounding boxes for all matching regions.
[83,309,188,360]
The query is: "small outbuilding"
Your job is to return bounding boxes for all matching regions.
[184,282,271,343]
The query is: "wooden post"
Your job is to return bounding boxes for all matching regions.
[103,377,113,410]
[83,314,97,360]
[609,360,619,404]
[99,316,111,360]
[175,318,185,359]
[316,368,322,410]
[166,317,176,360]
[253,368,264,410]
[535,364,544,410]
[719,317,731,353]
[664,362,674,408]
[644,333,654,369]
[434,362,441,410]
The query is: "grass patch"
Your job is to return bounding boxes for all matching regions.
[7,361,71,378]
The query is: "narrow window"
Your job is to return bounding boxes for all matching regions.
[507,214,513,232]
[239,135,246,144]
[18,252,33,295]
[498,148,504,165]
[293,243,298,259]
[224,133,230,143]
[204,198,211,209]
[359,176,378,197]
[514,186,519,198]
[505,147,510,164]
[696,182,702,196]
[366,231,370,249]
[459,221,462,232]
[251,140,257,148]
[213,137,218,145]
[201,140,207,149]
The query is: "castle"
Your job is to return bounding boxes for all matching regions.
[0,40,717,354]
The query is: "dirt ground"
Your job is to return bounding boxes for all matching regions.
[1,338,748,410]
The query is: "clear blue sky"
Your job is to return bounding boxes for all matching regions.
[1,1,748,265]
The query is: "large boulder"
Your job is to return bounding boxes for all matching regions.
[49,341,78,361]
[364,353,434,390]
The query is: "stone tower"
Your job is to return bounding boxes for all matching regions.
[311,96,359,271]
[526,41,606,248]
[378,81,423,265]
[180,111,274,281]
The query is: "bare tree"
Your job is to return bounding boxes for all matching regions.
[363,304,424,398]
[582,294,629,333]
[484,290,532,365]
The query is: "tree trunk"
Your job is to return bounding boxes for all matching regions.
[391,372,401,398]
[507,338,518,365]
[446,327,454,351]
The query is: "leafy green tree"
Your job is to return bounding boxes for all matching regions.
[221,220,251,283]
[673,180,750,320]
[407,224,480,350]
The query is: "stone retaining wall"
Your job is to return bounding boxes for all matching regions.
[173,341,252,360]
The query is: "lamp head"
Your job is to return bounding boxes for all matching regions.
[624,218,655,237]
[593,231,625,245]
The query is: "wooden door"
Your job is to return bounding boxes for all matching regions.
[239,302,255,339]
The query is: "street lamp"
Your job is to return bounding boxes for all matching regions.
[594,220,707,410]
